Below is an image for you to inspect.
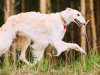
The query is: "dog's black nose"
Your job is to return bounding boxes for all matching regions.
[83,23,86,25]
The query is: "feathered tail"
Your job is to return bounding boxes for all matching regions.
[0,24,16,56]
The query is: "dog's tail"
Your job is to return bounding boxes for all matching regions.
[0,24,16,56]
[0,37,14,57]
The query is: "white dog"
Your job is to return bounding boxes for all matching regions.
[0,8,86,65]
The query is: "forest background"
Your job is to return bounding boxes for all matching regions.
[0,0,100,75]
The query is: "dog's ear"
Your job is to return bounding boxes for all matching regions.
[66,8,73,11]
[65,8,73,18]
[65,8,73,14]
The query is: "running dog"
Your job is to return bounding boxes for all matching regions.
[0,8,86,66]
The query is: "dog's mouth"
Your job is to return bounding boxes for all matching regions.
[74,19,83,27]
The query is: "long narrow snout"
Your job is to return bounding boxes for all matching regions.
[74,19,86,27]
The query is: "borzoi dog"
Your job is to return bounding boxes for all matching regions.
[0,8,86,66]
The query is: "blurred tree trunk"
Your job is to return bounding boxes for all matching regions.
[40,0,46,13]
[26,0,30,11]
[4,0,11,66]
[70,0,74,41]
[10,0,16,69]
[69,0,74,63]
[4,0,10,22]
[11,0,16,15]
[89,0,97,52]
[80,0,86,70]
[21,0,25,12]
[57,0,60,12]
[96,0,100,52]
[81,0,86,52]
[86,0,92,56]
[46,0,51,13]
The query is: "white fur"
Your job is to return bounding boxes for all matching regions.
[0,8,86,65]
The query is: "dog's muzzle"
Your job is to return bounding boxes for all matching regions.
[74,19,86,27]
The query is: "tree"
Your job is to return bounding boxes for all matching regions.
[70,0,74,63]
[81,0,86,52]
[10,0,16,69]
[57,0,60,12]
[96,0,100,52]
[46,0,51,13]
[80,0,86,70]
[86,0,92,56]
[21,0,25,12]
[40,0,46,13]
[89,0,97,51]
[4,0,10,22]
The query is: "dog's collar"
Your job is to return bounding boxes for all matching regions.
[60,14,67,29]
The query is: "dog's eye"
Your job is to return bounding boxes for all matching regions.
[77,14,80,16]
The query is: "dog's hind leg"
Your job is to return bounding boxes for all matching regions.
[30,43,48,66]
[13,31,32,65]
[19,49,30,64]
[16,36,31,65]
[31,49,45,66]
[19,40,31,64]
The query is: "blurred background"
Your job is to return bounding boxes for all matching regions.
[0,0,100,74]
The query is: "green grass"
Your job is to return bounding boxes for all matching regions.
[0,51,100,75]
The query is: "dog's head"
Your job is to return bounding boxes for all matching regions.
[61,8,86,27]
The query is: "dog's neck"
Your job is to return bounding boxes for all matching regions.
[60,14,67,25]
[60,14,68,29]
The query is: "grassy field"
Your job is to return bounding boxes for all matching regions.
[0,51,100,75]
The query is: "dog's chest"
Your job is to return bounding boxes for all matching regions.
[50,24,66,40]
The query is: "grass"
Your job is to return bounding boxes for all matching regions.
[0,51,100,75]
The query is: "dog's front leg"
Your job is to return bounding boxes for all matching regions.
[54,41,86,56]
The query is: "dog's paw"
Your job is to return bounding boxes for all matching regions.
[80,48,86,55]
[52,49,58,56]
